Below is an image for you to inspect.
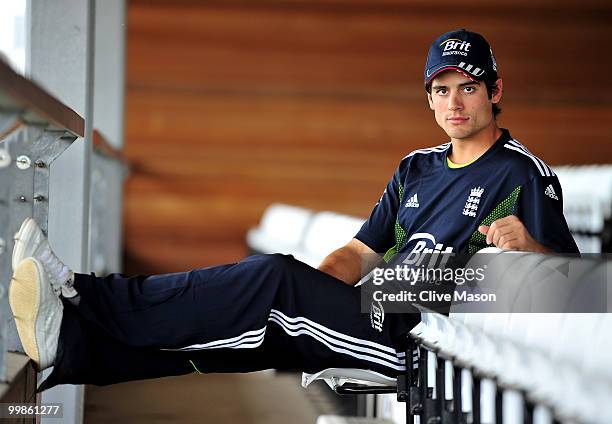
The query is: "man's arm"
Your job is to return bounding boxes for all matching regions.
[317,238,382,286]
[478,175,578,254]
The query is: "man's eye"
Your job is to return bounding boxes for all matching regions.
[436,89,447,95]
[464,86,476,93]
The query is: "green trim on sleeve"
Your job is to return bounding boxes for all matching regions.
[383,183,407,263]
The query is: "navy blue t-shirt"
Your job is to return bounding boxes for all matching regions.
[355,128,579,260]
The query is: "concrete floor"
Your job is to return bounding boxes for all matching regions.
[84,371,322,423]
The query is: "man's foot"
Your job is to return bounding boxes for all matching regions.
[12,218,77,298]
[9,258,63,371]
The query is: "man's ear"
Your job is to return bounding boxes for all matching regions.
[491,78,503,104]
[427,92,434,110]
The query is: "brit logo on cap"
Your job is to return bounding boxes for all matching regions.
[441,38,471,57]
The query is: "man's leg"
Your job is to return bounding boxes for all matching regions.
[38,254,419,390]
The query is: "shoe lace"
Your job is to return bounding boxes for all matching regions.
[39,248,72,296]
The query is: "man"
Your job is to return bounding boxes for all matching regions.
[9,29,577,391]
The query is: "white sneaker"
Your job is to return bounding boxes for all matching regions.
[12,218,77,298]
[9,258,63,371]
[12,218,45,271]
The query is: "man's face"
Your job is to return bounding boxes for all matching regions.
[427,70,503,141]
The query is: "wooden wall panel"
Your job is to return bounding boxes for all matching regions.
[124,0,612,274]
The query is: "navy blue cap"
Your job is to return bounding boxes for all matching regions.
[424,29,498,86]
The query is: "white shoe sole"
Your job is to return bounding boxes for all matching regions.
[9,258,61,370]
[12,218,38,272]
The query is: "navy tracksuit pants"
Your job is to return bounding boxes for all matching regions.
[39,254,420,391]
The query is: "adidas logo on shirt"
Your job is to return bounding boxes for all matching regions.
[405,193,420,208]
[545,184,559,200]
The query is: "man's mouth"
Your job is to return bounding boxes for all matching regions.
[447,116,469,124]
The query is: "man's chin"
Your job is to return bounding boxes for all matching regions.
[443,127,473,140]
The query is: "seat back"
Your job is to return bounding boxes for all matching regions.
[246,203,313,254]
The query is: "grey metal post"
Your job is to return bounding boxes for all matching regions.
[91,0,126,274]
[94,0,126,151]
[28,0,96,422]
[28,0,94,270]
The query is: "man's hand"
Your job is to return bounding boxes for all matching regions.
[478,215,550,253]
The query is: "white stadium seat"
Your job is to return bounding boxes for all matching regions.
[247,204,365,268]
[246,203,314,254]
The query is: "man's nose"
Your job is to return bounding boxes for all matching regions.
[448,91,463,111]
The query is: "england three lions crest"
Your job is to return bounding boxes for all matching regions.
[463,186,484,218]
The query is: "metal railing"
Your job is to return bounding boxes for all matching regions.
[0,58,125,395]
[0,58,84,382]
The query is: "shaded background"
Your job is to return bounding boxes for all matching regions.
[88,1,612,422]
[122,0,612,273]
